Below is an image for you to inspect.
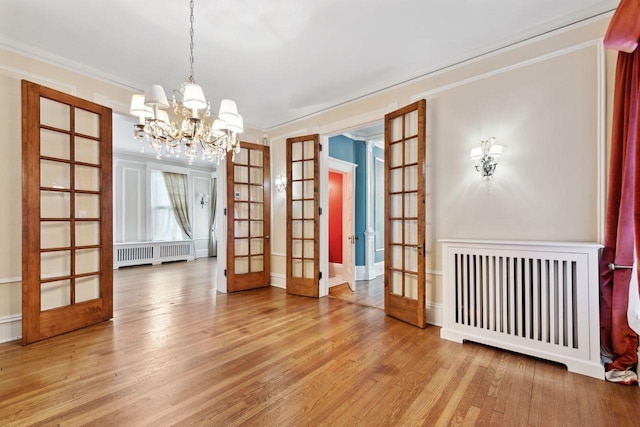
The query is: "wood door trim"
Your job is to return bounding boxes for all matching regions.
[22,81,41,344]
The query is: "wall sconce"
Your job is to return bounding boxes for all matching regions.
[275,173,287,193]
[198,193,209,208]
[470,137,504,179]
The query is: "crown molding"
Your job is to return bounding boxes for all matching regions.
[0,35,141,92]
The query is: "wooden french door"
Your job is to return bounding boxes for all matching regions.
[384,100,426,328]
[22,80,113,344]
[286,134,320,297]
[226,142,271,291]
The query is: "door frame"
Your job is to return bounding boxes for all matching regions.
[327,157,357,290]
[319,123,380,297]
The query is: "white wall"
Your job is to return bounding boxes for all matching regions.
[113,150,216,258]
[192,174,214,258]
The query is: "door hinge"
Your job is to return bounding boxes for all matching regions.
[224,269,227,277]
[319,207,323,216]
[223,208,227,216]
[319,271,323,280]
[319,143,323,152]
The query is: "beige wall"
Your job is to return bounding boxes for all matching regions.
[267,16,614,311]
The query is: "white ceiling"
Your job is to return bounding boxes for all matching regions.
[0,0,618,131]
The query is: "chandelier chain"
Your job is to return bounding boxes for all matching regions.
[188,0,195,83]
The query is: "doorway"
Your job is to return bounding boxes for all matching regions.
[323,123,385,306]
[328,159,356,290]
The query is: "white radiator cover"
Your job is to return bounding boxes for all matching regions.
[114,241,195,269]
[440,240,603,379]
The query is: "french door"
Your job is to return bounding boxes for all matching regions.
[286,134,320,297]
[226,142,271,292]
[22,80,113,344]
[384,100,426,328]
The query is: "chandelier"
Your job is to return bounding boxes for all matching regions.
[129,0,243,165]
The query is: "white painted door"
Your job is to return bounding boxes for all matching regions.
[343,168,355,290]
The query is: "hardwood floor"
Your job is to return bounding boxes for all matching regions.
[328,275,384,309]
[1,258,638,426]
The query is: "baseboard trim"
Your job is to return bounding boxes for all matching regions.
[373,262,384,278]
[195,249,209,259]
[426,301,443,327]
[0,314,22,344]
[270,273,286,289]
[355,266,373,281]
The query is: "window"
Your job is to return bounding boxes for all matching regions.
[150,170,188,241]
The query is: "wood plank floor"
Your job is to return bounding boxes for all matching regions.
[328,275,384,309]
[1,258,639,426]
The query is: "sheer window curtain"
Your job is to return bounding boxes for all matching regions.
[600,0,640,384]
[208,177,217,257]
[161,172,193,240]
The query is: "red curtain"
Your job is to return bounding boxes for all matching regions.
[601,0,640,376]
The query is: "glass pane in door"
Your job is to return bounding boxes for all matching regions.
[74,108,100,138]
[41,280,71,311]
[75,136,100,165]
[76,275,100,303]
[41,129,70,160]
[40,98,70,131]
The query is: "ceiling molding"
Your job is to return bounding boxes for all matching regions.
[0,35,141,92]
[342,133,366,142]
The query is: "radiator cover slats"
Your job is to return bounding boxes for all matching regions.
[441,240,603,379]
[114,241,195,268]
